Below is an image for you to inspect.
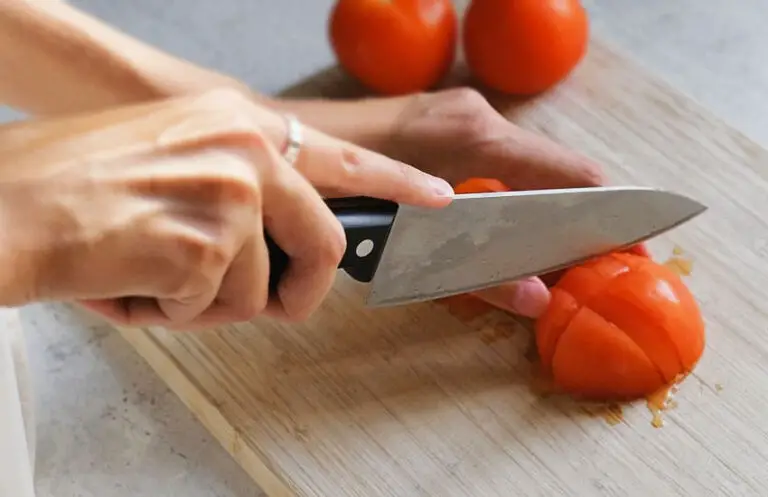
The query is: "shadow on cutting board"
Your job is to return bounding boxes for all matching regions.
[171,274,615,444]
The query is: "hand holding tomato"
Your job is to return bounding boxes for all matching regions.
[378,88,605,318]
[386,89,605,191]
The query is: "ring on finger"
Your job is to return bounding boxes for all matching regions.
[280,113,303,166]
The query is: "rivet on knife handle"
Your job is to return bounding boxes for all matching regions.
[265,197,399,295]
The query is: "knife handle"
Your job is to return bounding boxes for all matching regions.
[265,196,398,295]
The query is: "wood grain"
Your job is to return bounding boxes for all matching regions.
[119,40,768,496]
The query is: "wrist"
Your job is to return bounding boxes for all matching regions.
[0,186,48,306]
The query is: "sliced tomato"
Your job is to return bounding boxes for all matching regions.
[535,252,705,400]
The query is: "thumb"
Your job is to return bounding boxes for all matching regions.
[472,277,551,318]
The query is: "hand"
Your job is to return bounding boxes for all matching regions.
[384,88,607,319]
[0,89,454,329]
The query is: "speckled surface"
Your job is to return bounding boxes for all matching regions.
[3,1,768,495]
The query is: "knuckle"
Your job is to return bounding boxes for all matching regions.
[579,158,607,186]
[235,125,271,151]
[285,306,316,323]
[163,236,231,296]
[584,162,608,186]
[215,172,263,207]
[161,276,200,302]
[282,291,326,323]
[442,87,490,110]
[298,140,356,188]
[395,160,420,184]
[462,115,497,143]
[197,239,232,269]
[186,150,264,207]
[317,217,347,267]
[156,263,195,299]
[239,131,286,180]
[196,87,255,115]
[334,145,416,197]
[188,88,269,143]
[191,90,289,163]
[334,146,363,184]
[230,297,267,322]
[388,160,423,197]
[435,88,497,141]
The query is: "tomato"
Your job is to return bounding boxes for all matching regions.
[453,178,701,401]
[535,253,705,401]
[328,0,458,95]
[462,0,589,96]
[454,177,508,194]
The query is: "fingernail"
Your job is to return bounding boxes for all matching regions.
[429,176,454,197]
[512,278,551,318]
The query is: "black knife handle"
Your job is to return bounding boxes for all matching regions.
[265,196,398,294]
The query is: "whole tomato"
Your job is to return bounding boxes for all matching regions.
[462,0,589,95]
[536,253,705,401]
[328,0,458,95]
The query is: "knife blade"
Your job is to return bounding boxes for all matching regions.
[265,186,706,308]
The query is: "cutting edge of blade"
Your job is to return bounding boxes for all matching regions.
[362,196,707,308]
[453,184,651,198]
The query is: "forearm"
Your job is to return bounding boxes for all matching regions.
[0,0,412,151]
[0,0,247,115]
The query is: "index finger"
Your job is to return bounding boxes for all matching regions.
[256,110,454,208]
[298,131,455,208]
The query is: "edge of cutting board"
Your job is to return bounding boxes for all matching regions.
[119,327,297,497]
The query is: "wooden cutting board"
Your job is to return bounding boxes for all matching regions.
[118,39,768,496]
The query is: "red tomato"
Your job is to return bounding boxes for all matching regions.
[462,0,589,95]
[454,177,508,194]
[535,253,705,401]
[328,0,458,95]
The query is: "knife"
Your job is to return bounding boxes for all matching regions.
[265,186,706,308]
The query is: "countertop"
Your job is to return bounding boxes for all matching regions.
[4,1,768,496]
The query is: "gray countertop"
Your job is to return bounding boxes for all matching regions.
[5,1,767,496]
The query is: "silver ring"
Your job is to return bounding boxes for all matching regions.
[281,113,303,166]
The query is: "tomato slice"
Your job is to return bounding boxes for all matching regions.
[551,305,665,400]
[534,288,579,369]
[588,270,685,383]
